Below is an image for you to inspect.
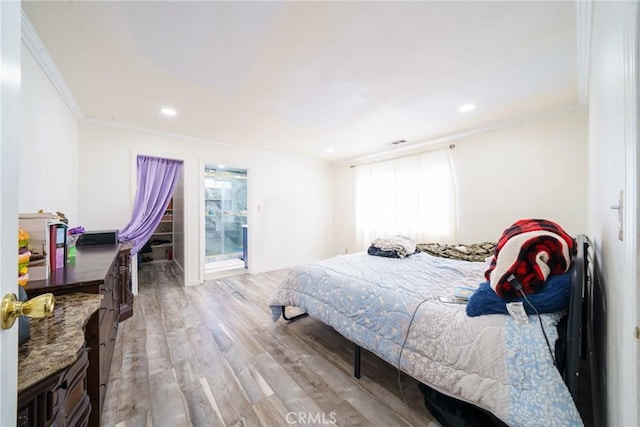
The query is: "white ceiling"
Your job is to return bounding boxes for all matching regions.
[22,1,577,162]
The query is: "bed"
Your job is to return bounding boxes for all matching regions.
[269,235,590,427]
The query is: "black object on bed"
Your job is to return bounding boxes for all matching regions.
[418,382,508,427]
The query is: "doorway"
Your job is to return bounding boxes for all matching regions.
[204,165,248,276]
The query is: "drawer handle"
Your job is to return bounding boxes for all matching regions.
[100,342,106,347]
[58,380,68,390]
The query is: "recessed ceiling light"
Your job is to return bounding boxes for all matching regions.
[325,147,335,153]
[218,164,225,169]
[161,107,177,117]
[458,103,475,113]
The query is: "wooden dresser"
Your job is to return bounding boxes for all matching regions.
[25,244,133,426]
[17,293,102,427]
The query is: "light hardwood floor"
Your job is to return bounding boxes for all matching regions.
[101,262,440,427]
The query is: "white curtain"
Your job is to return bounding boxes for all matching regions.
[355,148,457,250]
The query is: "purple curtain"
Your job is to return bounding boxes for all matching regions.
[119,155,183,255]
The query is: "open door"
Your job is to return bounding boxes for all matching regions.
[0,1,22,424]
[203,165,248,278]
[587,2,639,425]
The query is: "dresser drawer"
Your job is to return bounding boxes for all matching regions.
[98,292,113,326]
[17,368,63,427]
[17,347,90,427]
[62,348,91,426]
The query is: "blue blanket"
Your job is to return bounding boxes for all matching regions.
[467,272,571,317]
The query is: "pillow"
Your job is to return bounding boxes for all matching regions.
[466,272,571,317]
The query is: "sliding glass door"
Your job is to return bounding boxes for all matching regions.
[204,166,247,272]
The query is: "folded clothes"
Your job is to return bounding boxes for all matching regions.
[367,246,420,259]
[367,246,400,258]
[370,235,416,258]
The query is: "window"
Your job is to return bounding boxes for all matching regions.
[355,148,456,249]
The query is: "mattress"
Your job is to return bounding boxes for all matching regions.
[269,251,583,427]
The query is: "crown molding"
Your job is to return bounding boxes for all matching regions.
[82,118,330,164]
[83,117,221,145]
[21,10,85,122]
[576,0,593,109]
[335,105,582,167]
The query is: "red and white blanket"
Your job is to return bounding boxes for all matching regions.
[485,219,576,297]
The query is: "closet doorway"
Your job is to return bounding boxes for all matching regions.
[204,165,248,277]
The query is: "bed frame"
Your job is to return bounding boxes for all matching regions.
[563,234,590,399]
[280,234,594,407]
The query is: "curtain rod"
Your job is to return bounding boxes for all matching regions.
[137,154,184,163]
[349,143,455,168]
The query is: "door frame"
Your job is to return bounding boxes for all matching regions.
[200,160,251,282]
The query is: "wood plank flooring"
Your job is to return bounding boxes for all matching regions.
[102,261,594,427]
[102,262,440,427]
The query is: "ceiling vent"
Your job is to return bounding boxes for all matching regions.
[390,139,407,146]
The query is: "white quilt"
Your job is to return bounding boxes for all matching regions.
[269,252,583,427]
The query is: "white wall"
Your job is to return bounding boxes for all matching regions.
[77,122,333,286]
[332,109,588,254]
[19,43,78,221]
[452,110,587,241]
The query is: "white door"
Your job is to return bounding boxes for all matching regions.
[588,1,639,425]
[0,1,21,424]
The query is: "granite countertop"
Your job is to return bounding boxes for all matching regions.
[18,292,102,392]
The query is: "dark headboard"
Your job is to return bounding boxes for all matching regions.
[563,234,590,399]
